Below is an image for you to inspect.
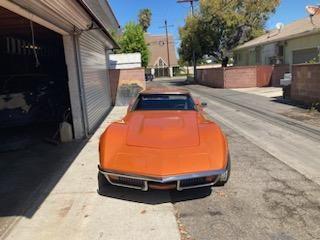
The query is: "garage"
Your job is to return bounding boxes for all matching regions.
[0,0,119,138]
[0,0,119,236]
[0,7,73,148]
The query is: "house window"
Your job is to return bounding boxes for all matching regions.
[278,45,284,57]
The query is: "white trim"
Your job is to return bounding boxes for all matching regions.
[63,35,86,139]
[0,0,68,35]
[153,57,168,67]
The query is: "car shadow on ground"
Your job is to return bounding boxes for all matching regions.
[98,182,213,205]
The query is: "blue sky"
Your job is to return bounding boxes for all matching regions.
[109,0,319,52]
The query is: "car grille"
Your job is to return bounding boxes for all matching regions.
[180,177,208,187]
[103,172,219,191]
[116,177,145,187]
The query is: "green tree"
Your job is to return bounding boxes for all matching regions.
[118,22,149,67]
[179,16,202,65]
[179,0,280,63]
[138,8,152,32]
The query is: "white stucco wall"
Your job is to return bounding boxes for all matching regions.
[109,53,142,69]
[285,34,320,65]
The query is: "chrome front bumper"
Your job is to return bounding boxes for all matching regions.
[98,166,226,191]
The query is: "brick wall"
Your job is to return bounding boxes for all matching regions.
[197,65,273,88]
[197,68,224,88]
[291,64,320,104]
[271,65,290,87]
[224,66,257,88]
[109,68,146,106]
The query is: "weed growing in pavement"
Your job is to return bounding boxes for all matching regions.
[309,102,320,113]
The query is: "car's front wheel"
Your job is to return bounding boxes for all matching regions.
[215,155,231,186]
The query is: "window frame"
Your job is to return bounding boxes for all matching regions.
[130,93,198,112]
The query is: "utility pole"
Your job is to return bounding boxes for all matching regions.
[177,0,198,82]
[164,20,171,68]
[160,20,174,77]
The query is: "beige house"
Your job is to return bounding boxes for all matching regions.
[234,16,320,66]
[145,34,178,77]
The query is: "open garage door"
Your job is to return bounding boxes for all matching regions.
[0,7,77,233]
[0,6,73,146]
[79,32,112,133]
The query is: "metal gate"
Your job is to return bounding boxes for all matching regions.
[78,32,112,133]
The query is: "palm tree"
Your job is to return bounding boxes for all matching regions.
[138,8,152,32]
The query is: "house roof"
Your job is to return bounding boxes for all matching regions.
[145,34,178,67]
[235,15,320,51]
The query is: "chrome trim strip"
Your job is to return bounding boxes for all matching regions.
[98,166,226,183]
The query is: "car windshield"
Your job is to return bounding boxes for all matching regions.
[134,94,196,111]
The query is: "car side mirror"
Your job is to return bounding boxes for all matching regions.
[201,102,207,107]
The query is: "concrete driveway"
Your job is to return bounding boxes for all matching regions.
[2,107,180,240]
[2,80,320,240]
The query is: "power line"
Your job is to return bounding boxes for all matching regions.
[159,20,174,67]
[177,0,199,80]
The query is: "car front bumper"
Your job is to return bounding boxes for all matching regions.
[98,166,226,191]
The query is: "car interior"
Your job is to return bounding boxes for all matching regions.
[134,94,196,111]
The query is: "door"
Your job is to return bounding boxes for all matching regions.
[78,32,112,133]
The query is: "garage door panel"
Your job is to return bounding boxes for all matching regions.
[79,32,111,133]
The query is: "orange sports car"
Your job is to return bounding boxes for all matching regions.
[98,89,230,191]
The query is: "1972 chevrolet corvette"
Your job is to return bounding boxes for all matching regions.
[98,89,230,191]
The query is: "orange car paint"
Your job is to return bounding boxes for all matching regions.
[99,93,229,178]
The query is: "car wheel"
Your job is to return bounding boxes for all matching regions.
[215,155,231,187]
[98,172,110,193]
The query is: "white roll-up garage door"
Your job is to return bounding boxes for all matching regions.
[79,32,112,133]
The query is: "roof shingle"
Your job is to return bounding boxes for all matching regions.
[235,16,320,50]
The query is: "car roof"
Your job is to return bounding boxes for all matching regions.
[140,88,190,95]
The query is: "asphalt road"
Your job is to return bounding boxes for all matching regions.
[149,79,320,240]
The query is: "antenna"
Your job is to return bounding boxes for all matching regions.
[276,22,284,32]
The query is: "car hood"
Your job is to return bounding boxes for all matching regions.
[125,111,200,149]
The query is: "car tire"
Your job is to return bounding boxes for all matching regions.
[215,154,231,187]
